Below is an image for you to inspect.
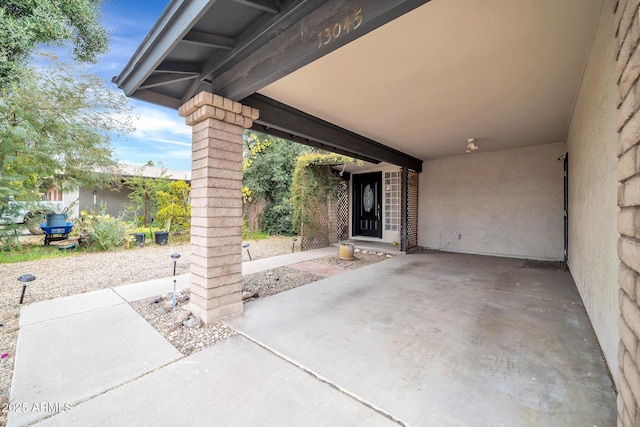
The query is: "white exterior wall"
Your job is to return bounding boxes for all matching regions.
[418,143,566,260]
[565,3,619,377]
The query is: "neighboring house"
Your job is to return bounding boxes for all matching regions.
[74,163,191,220]
[114,0,639,421]
[22,164,191,223]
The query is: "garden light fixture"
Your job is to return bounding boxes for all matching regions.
[18,274,36,304]
[170,253,181,328]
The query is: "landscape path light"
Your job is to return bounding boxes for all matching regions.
[243,243,252,261]
[170,253,181,328]
[18,274,36,304]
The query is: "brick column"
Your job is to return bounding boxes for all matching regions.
[616,0,640,425]
[178,92,258,323]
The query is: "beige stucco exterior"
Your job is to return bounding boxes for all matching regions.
[418,143,566,260]
[566,1,619,377]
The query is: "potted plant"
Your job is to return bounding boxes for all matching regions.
[339,240,355,260]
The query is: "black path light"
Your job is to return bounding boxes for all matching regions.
[170,253,181,328]
[18,274,36,304]
[242,243,252,261]
[291,237,297,253]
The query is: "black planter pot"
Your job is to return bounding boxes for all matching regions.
[154,231,169,245]
[132,233,145,247]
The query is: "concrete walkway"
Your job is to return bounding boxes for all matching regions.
[9,250,616,426]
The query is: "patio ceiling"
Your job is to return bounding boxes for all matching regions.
[115,0,603,165]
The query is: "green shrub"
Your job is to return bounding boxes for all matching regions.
[76,212,132,250]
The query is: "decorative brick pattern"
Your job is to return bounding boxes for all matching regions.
[179,92,258,324]
[616,0,640,424]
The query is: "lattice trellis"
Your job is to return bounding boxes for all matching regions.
[336,181,349,242]
[300,193,329,251]
[401,168,419,249]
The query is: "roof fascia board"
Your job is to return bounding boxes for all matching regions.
[114,0,215,96]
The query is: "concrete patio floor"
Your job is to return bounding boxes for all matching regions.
[9,250,616,426]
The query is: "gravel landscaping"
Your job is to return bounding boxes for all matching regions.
[0,236,395,425]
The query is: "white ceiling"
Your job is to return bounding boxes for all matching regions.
[259,0,604,160]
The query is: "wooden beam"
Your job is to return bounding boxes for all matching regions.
[232,0,280,14]
[211,0,431,100]
[182,30,235,50]
[139,73,199,90]
[251,123,382,165]
[242,94,423,172]
[156,61,202,74]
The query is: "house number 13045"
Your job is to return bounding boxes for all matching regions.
[317,8,363,48]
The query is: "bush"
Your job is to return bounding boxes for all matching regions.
[76,211,132,250]
[258,202,295,235]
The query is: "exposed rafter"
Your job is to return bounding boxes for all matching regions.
[182,30,235,50]
[185,0,327,101]
[139,73,199,90]
[242,94,423,172]
[156,61,202,74]
[232,0,280,14]
[132,90,182,109]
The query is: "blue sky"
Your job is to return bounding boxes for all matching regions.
[68,0,194,171]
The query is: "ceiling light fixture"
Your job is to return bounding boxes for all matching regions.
[466,138,479,153]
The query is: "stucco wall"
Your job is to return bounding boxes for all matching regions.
[79,187,132,218]
[418,143,565,260]
[565,1,619,379]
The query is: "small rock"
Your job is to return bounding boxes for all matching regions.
[175,310,190,324]
[183,317,202,328]
[162,303,173,313]
[242,291,252,300]
[151,296,162,304]
[377,252,384,256]
[354,248,361,253]
[386,254,393,258]
[177,294,190,303]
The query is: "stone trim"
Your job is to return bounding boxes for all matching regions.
[179,92,259,128]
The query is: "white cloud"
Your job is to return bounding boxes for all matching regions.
[131,103,191,145]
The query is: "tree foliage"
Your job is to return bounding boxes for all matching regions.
[124,164,170,226]
[0,0,108,84]
[242,131,305,235]
[0,59,134,209]
[156,180,191,232]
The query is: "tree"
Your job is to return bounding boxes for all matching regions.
[156,180,191,232]
[0,0,108,85]
[124,164,170,226]
[242,131,305,235]
[0,58,134,211]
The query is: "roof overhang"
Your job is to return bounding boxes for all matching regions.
[115,0,604,168]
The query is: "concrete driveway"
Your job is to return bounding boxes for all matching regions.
[10,251,615,426]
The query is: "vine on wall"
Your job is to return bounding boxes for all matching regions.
[291,153,358,237]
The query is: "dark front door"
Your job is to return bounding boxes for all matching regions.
[353,172,382,238]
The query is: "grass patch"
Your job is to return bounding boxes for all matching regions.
[0,245,81,263]
[242,228,270,241]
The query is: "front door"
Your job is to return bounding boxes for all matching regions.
[353,172,382,238]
